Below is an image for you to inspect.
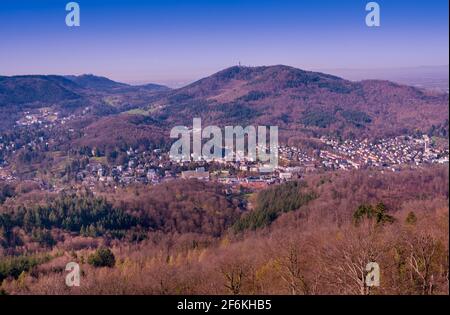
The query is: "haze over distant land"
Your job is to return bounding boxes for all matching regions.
[320,65,449,93]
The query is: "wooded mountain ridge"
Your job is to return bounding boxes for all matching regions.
[1,65,448,142]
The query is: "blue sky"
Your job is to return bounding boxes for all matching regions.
[0,0,448,85]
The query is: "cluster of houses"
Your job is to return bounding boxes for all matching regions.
[318,135,449,171]
[15,108,91,130]
[76,156,304,191]
[15,109,61,127]
[75,149,169,188]
[52,133,450,191]
[67,141,309,191]
[2,113,449,191]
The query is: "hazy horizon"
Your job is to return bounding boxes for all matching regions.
[2,64,448,90]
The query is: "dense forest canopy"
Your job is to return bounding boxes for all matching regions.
[0,166,447,295]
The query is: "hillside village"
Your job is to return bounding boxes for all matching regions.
[1,110,448,194]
